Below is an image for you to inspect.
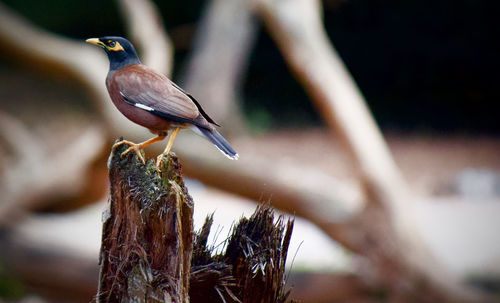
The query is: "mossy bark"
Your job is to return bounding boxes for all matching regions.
[97,143,193,303]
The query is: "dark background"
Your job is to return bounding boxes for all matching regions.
[3,0,499,134]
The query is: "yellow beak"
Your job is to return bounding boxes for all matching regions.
[85,38,105,48]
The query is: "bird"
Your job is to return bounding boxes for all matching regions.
[85,36,238,166]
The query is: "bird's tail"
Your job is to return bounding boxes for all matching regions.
[195,127,239,160]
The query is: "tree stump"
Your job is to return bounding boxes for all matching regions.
[97,140,294,303]
[97,143,193,302]
[190,207,294,303]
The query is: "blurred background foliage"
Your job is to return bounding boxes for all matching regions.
[2,0,499,133]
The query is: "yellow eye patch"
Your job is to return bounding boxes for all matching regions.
[106,41,125,52]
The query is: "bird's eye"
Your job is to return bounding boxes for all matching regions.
[109,41,116,47]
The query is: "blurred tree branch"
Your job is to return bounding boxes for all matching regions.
[0,111,105,224]
[177,139,364,223]
[182,0,257,135]
[253,0,406,214]
[117,0,173,76]
[252,0,485,300]
[0,2,114,128]
[0,228,99,301]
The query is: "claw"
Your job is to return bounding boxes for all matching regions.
[121,145,146,164]
[112,140,133,149]
[112,140,146,164]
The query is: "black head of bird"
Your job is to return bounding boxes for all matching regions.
[86,36,140,71]
[86,36,238,166]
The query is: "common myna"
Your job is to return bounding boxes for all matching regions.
[86,36,238,165]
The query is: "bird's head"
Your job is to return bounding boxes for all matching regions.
[86,36,140,71]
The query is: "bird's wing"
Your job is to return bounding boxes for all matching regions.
[170,82,220,126]
[114,65,200,123]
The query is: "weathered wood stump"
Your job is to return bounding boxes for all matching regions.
[98,143,193,302]
[191,207,294,303]
[97,141,294,303]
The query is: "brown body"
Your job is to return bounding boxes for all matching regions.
[106,64,215,134]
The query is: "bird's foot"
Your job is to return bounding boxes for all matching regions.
[112,140,146,164]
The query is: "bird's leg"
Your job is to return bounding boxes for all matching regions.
[113,135,166,164]
[156,127,180,167]
[162,127,180,155]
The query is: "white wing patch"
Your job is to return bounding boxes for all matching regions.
[134,103,154,111]
[120,91,154,112]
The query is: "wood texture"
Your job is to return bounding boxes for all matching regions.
[97,143,193,302]
[190,206,294,303]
